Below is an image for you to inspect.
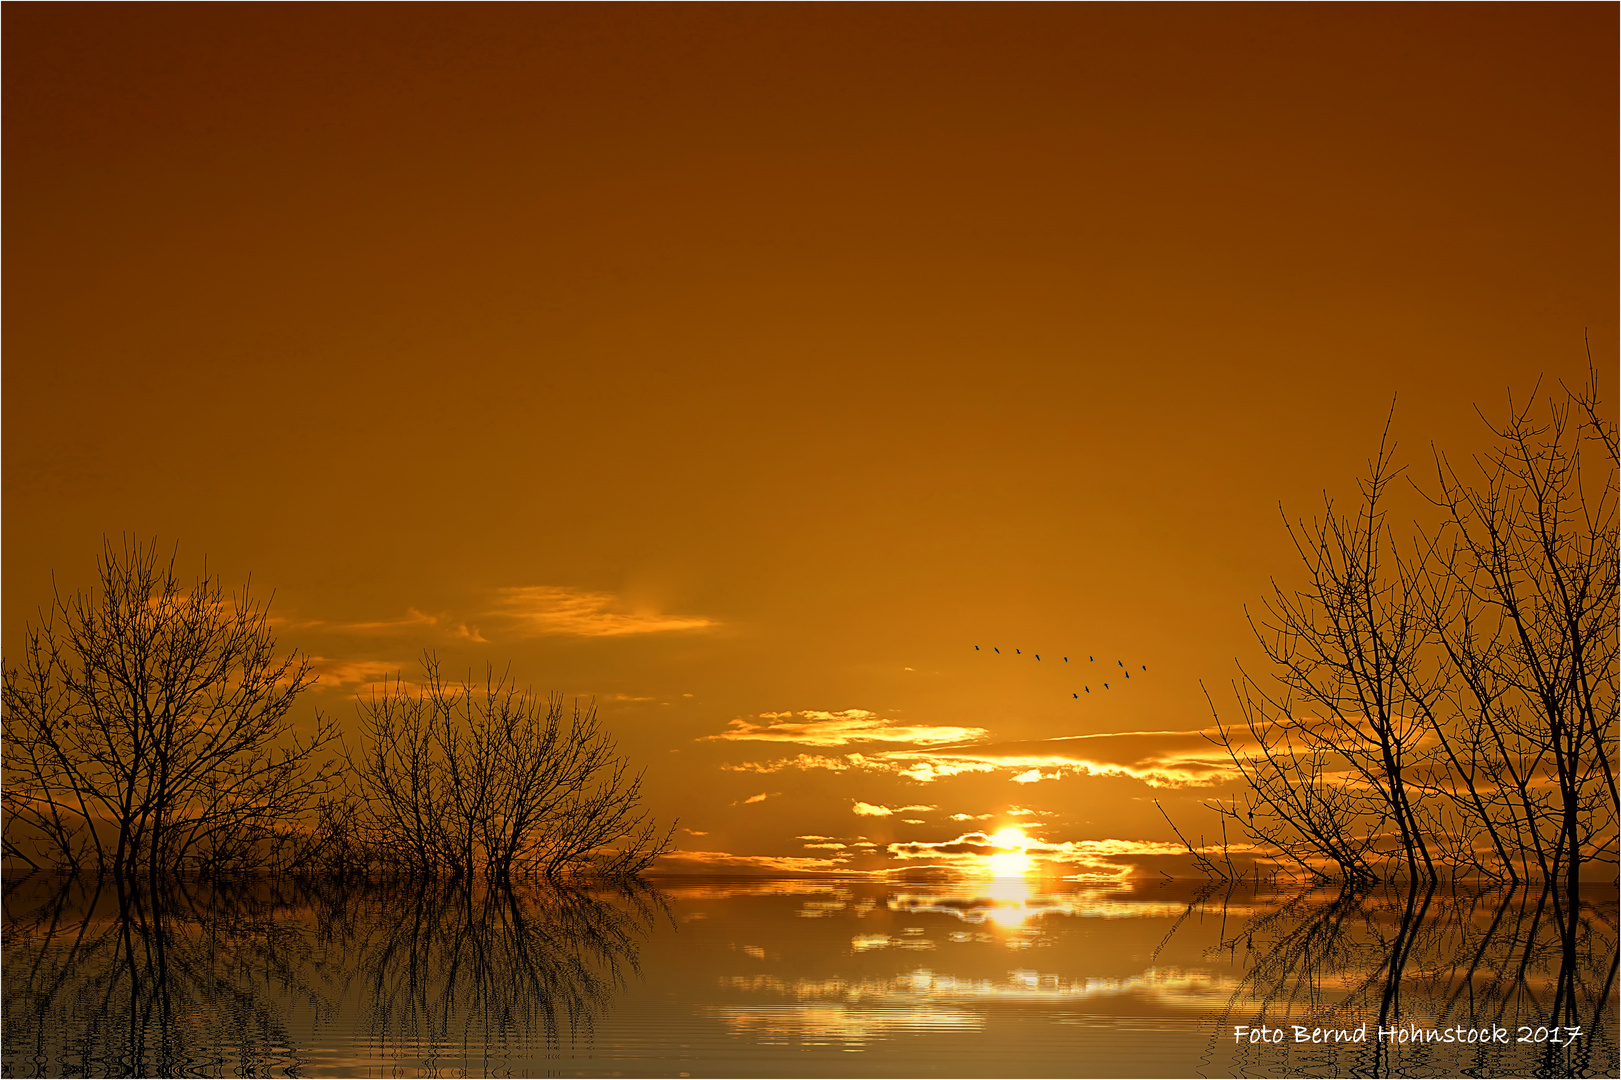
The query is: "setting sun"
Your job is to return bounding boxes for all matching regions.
[985,828,1033,878]
[989,827,1029,849]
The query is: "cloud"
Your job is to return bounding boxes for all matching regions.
[891,760,1000,783]
[738,792,775,805]
[306,657,407,688]
[489,586,715,638]
[278,608,443,636]
[895,729,1244,787]
[702,710,987,748]
[721,729,1246,787]
[887,832,1020,858]
[721,754,856,774]
[713,751,996,784]
[283,587,716,647]
[884,830,1256,879]
[853,801,895,817]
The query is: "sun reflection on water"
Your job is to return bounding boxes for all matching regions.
[984,878,1033,929]
[883,882,1187,931]
[708,966,1238,1047]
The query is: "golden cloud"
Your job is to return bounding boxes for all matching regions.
[892,760,1000,782]
[490,586,715,637]
[720,753,855,774]
[703,710,987,747]
[277,605,485,643]
[884,829,1256,880]
[720,728,1246,787]
[908,729,1244,787]
[306,657,407,688]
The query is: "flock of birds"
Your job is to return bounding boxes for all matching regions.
[974,645,1147,698]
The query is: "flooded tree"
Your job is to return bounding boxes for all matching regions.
[1423,374,1619,893]
[1217,424,1441,884]
[343,654,674,882]
[1212,367,1619,888]
[1,539,343,880]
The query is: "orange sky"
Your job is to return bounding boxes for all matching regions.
[5,5,1615,876]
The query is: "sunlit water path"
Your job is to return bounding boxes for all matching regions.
[3,874,1614,1078]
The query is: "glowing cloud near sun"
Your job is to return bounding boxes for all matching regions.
[704,710,987,747]
[712,728,1250,786]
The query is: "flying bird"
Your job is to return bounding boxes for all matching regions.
[1118,660,1124,667]
[1104,683,1110,689]
[994,648,1000,654]
[1125,671,1131,678]
[1063,656,1069,662]
[1035,654,1041,660]
[975,645,980,650]
[1084,687,1090,693]
[1072,693,1078,699]
[1015,648,1021,654]
[1089,656,1094,662]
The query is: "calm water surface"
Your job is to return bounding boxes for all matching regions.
[3,873,1615,1078]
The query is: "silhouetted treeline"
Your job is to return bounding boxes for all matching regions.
[2,540,673,883]
[1209,366,1617,891]
[329,657,674,881]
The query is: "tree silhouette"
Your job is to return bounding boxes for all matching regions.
[342,654,674,882]
[2,539,342,879]
[1211,367,1618,888]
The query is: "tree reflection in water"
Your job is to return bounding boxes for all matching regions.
[3,874,331,1077]
[3,873,1615,1078]
[1205,883,1618,1078]
[1,872,662,1078]
[327,876,665,1064]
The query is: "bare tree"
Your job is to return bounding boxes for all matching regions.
[2,539,342,879]
[1212,418,1445,883]
[345,654,674,882]
[1424,376,1618,893]
[1210,367,1618,890]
